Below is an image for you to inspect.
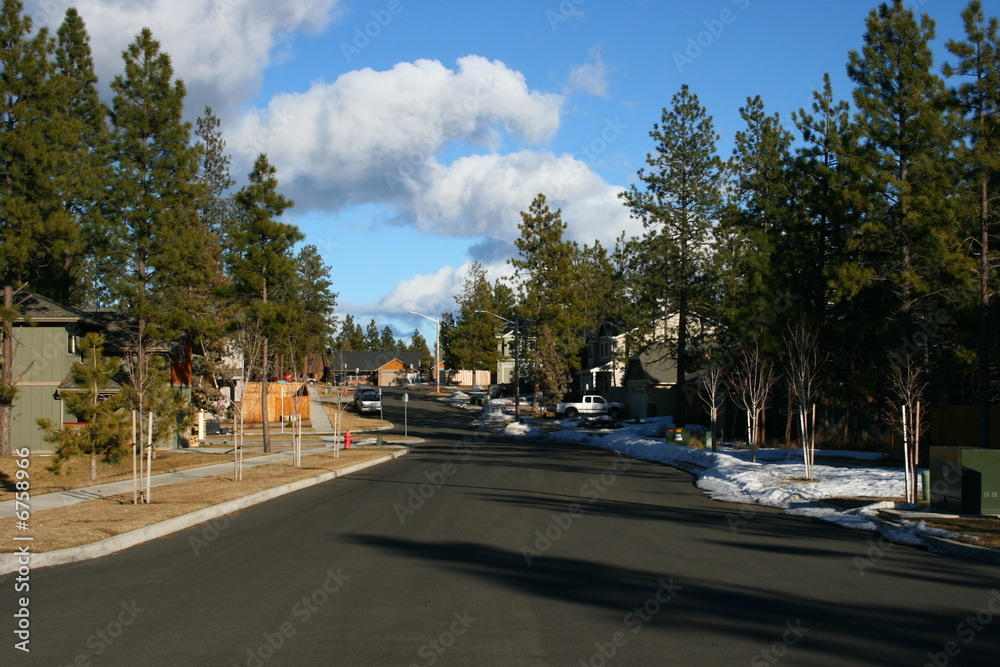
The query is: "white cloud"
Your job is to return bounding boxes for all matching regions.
[229,55,564,209]
[27,0,343,117]
[403,151,634,248]
[229,55,635,247]
[566,46,611,98]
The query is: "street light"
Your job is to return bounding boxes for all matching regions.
[409,311,440,395]
[475,310,521,421]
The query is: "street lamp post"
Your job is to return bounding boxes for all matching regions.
[409,311,440,395]
[475,310,520,421]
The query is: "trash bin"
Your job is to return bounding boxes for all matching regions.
[666,428,691,446]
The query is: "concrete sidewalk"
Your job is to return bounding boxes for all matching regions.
[1,385,346,520]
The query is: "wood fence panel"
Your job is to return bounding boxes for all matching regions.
[241,382,311,424]
[929,406,1000,448]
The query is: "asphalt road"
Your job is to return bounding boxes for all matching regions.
[3,388,1000,666]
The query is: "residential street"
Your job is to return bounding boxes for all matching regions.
[3,388,999,666]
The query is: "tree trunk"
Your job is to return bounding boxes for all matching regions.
[262,336,271,453]
[0,284,13,456]
[978,171,991,449]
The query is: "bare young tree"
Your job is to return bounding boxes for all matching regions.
[697,357,726,453]
[887,355,927,503]
[784,322,826,479]
[728,338,778,463]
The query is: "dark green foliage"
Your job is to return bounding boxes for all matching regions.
[510,194,582,403]
[620,85,724,421]
[39,333,129,480]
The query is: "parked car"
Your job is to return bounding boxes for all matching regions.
[353,385,376,399]
[354,391,382,415]
[552,393,623,419]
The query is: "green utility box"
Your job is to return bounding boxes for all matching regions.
[666,428,691,446]
[929,447,1000,515]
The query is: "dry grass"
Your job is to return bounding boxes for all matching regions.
[320,402,392,431]
[920,516,1000,550]
[0,448,394,553]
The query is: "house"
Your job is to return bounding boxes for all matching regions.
[576,320,627,396]
[6,293,102,453]
[327,350,420,387]
[6,292,194,452]
[490,325,532,386]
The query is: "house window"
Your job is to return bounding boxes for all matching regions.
[600,341,610,358]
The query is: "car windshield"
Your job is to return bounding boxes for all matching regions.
[359,394,379,401]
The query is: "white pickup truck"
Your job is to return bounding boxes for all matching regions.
[552,394,623,419]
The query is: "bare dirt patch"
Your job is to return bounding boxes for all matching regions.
[920,516,1000,550]
[0,448,396,553]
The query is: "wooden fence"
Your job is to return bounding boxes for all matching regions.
[241,382,311,424]
[929,406,1000,448]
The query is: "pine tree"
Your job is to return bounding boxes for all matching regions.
[409,329,433,374]
[619,86,724,422]
[846,0,965,359]
[451,262,502,371]
[100,29,211,454]
[944,0,1000,447]
[38,333,128,480]
[510,194,581,404]
[364,319,381,351]
[0,0,68,455]
[721,95,795,350]
[36,7,108,306]
[229,153,302,452]
[379,326,397,352]
[294,244,337,376]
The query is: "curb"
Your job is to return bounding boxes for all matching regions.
[922,535,1000,565]
[0,448,408,575]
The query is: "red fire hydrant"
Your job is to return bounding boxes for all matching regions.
[343,430,352,449]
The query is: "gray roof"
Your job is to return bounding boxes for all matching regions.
[15,291,100,326]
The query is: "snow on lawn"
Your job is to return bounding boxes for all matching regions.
[530,418,969,549]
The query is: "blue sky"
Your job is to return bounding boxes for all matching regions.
[26,0,999,344]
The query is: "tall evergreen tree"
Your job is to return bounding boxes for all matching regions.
[944,0,1000,447]
[364,319,381,351]
[409,328,433,375]
[102,28,209,453]
[229,153,302,452]
[450,262,503,371]
[39,7,108,306]
[721,95,795,349]
[846,0,966,372]
[294,244,337,375]
[619,85,724,422]
[510,194,581,404]
[379,325,397,352]
[0,0,67,455]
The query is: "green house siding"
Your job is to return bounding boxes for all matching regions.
[12,323,78,453]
